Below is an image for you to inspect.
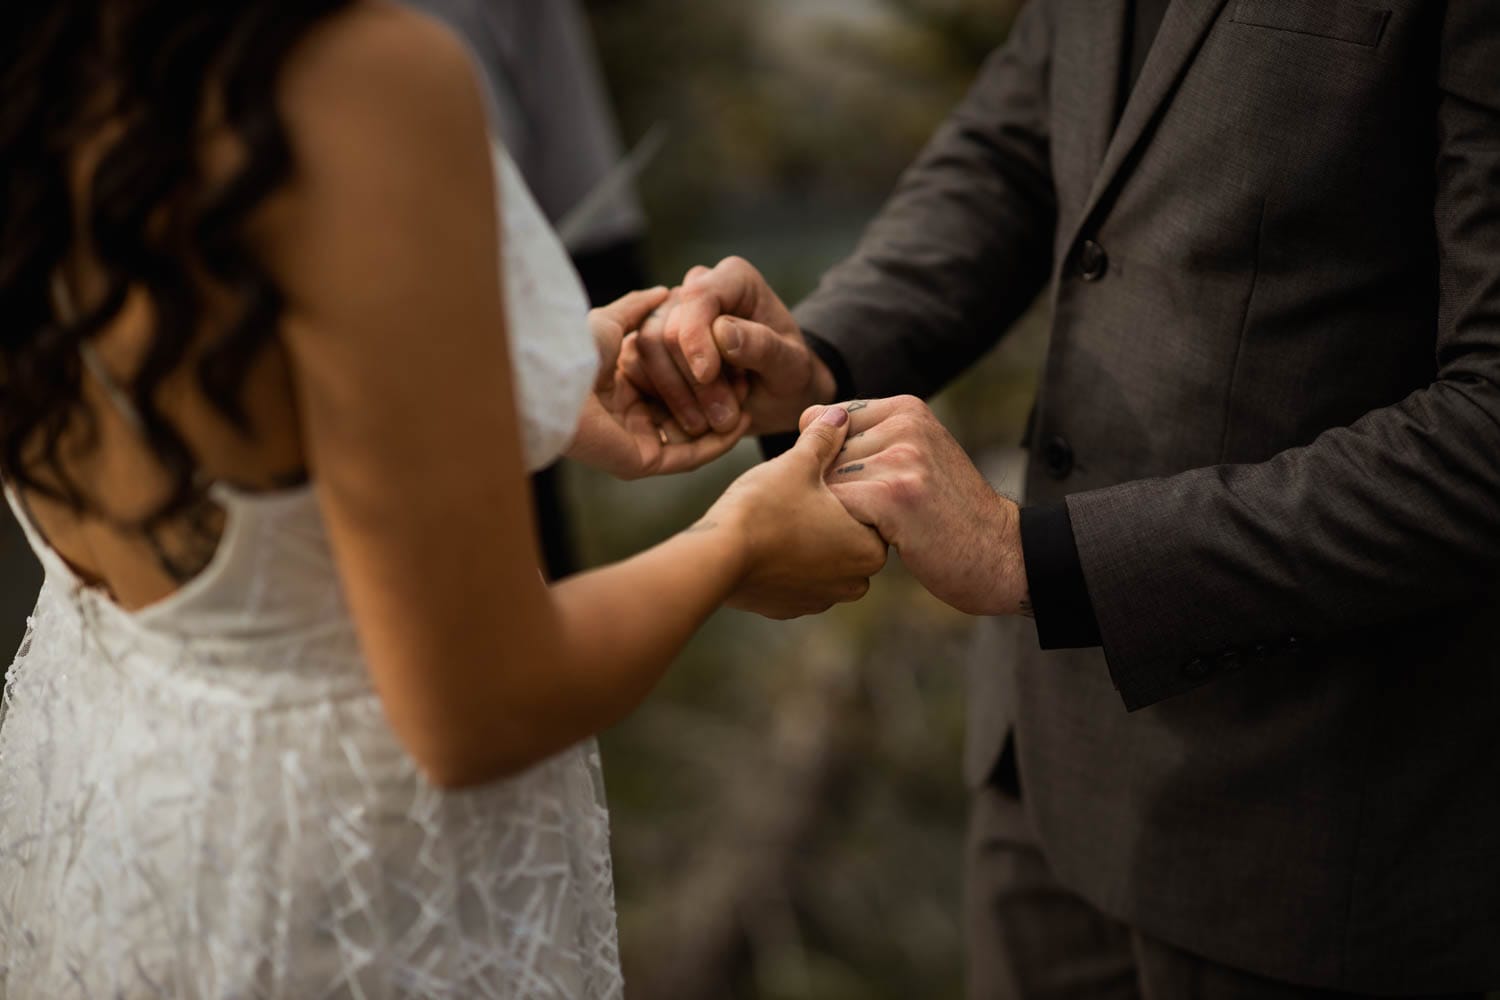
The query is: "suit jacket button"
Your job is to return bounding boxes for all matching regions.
[1184,658,1210,679]
[1042,435,1075,479]
[1078,240,1109,281]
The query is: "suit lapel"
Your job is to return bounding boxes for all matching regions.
[1065,0,1234,248]
[1075,1,1131,186]
[1049,1,1127,217]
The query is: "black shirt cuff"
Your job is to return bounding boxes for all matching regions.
[760,332,855,460]
[1019,502,1103,649]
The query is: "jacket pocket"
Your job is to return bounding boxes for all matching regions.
[1229,0,1390,47]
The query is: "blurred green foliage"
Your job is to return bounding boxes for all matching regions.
[576,2,1047,997]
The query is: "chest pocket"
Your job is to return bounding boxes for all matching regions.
[1229,0,1390,47]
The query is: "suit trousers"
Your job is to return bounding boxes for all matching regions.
[964,748,1486,1000]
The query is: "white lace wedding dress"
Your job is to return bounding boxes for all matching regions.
[0,147,621,998]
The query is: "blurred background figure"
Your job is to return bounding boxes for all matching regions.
[408,0,654,578]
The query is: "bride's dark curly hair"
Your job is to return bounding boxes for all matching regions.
[0,0,353,522]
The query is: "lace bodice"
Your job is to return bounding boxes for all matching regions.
[0,147,621,998]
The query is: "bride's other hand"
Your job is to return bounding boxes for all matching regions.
[586,286,670,392]
[710,404,888,619]
[568,287,751,478]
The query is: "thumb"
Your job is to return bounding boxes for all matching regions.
[791,404,850,474]
[712,317,803,394]
[590,287,669,390]
[602,286,670,330]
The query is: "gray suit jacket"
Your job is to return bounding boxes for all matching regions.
[795,0,1500,991]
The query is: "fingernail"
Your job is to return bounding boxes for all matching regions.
[720,320,743,354]
[691,355,710,381]
[819,406,849,427]
[708,403,732,427]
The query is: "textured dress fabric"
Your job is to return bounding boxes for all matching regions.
[0,147,620,998]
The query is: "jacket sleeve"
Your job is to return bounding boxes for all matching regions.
[1066,4,1500,710]
[791,0,1058,402]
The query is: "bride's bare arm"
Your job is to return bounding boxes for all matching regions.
[259,3,884,788]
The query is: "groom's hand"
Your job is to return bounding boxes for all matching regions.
[812,396,1031,617]
[620,257,837,436]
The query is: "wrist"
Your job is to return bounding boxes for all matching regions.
[695,498,756,588]
[1006,500,1031,617]
[806,352,838,407]
[990,495,1030,617]
[753,353,839,438]
[757,352,837,438]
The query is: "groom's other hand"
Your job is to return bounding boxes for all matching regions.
[812,396,1030,618]
[621,257,837,436]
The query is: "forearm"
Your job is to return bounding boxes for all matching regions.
[1070,377,1500,709]
[431,521,747,787]
[547,520,745,725]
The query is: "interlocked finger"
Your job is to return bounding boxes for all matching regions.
[799,396,918,438]
[829,424,889,468]
[635,305,709,435]
[826,448,887,486]
[655,412,752,475]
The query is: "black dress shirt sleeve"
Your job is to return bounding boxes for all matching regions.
[1019,502,1103,649]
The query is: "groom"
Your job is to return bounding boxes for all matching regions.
[623,1,1500,997]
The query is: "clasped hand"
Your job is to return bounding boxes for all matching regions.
[580,262,1030,619]
[811,397,1028,617]
[566,282,885,621]
[567,286,751,480]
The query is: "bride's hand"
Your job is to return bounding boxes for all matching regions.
[709,404,889,619]
[568,287,751,479]
[585,287,667,394]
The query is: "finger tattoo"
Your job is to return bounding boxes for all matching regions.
[834,464,866,475]
[845,401,869,413]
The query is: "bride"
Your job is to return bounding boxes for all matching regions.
[0,1,885,995]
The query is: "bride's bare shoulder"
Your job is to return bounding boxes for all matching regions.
[250,0,500,343]
[275,0,486,158]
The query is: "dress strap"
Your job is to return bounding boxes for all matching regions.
[50,271,148,437]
